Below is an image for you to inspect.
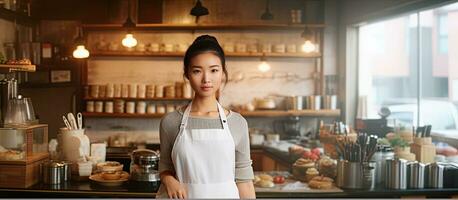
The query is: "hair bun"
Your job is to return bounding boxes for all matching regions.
[193,35,219,44]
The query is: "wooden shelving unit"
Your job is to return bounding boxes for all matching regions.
[83,97,192,101]
[239,109,341,117]
[82,112,165,118]
[82,109,340,118]
[82,23,325,31]
[0,64,36,73]
[90,51,321,58]
[0,7,37,26]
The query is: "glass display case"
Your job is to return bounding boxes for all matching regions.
[0,124,48,161]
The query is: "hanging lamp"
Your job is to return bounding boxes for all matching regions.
[72,27,89,59]
[301,27,316,53]
[190,0,209,23]
[122,0,137,48]
[260,0,274,20]
[257,55,271,72]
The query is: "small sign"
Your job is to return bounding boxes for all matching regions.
[50,70,71,83]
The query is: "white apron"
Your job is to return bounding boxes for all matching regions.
[157,101,239,199]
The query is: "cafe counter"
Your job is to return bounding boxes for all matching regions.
[1,180,457,198]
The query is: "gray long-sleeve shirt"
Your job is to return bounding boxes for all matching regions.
[158,108,254,182]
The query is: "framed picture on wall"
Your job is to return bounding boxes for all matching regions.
[50,70,71,83]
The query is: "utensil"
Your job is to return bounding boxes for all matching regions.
[77,112,83,130]
[67,113,77,130]
[62,116,72,130]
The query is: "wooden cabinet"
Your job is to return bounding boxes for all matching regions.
[251,148,290,172]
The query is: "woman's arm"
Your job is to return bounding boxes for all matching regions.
[237,181,256,199]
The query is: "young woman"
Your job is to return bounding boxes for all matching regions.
[156,35,255,199]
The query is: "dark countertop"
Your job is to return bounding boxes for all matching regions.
[1,144,457,198]
[1,181,457,198]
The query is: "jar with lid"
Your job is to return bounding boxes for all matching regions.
[126,102,135,114]
[86,101,94,112]
[114,84,122,98]
[121,84,129,98]
[156,104,165,114]
[166,104,175,113]
[128,84,137,98]
[137,84,146,98]
[98,84,107,98]
[95,101,104,113]
[136,101,146,114]
[106,83,114,98]
[105,101,114,113]
[146,84,155,98]
[155,85,164,98]
[90,85,99,98]
[146,103,156,114]
[164,85,175,98]
[114,100,125,113]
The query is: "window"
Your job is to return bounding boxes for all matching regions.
[437,14,448,54]
[358,2,458,137]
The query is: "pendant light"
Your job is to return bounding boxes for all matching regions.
[122,0,137,48]
[190,0,209,23]
[72,27,89,59]
[301,27,316,53]
[257,55,271,72]
[260,0,274,20]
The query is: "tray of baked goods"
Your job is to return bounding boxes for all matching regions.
[254,171,343,193]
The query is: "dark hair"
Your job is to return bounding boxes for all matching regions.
[183,35,228,84]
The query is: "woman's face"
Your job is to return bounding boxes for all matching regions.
[187,52,224,98]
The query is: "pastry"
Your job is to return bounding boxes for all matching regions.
[309,175,334,189]
[101,171,122,180]
[308,180,333,189]
[311,175,334,183]
[253,175,261,184]
[258,174,273,182]
[318,157,337,178]
[0,150,24,160]
[305,167,319,182]
[256,179,275,188]
[96,161,123,172]
[292,158,316,182]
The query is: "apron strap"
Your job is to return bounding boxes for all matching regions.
[180,101,193,130]
[217,102,229,130]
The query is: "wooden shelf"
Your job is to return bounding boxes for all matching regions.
[82,23,325,31]
[90,51,321,59]
[82,109,340,118]
[82,112,165,118]
[83,97,192,101]
[0,7,37,26]
[239,109,341,117]
[0,64,36,73]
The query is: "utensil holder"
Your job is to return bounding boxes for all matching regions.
[411,137,436,163]
[337,160,375,189]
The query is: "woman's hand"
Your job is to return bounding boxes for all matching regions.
[161,173,187,199]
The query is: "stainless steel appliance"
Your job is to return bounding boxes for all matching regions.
[130,149,160,183]
[427,162,444,188]
[273,117,301,139]
[385,159,407,189]
[336,160,375,189]
[407,161,425,189]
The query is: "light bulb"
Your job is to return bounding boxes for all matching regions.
[72,45,90,58]
[122,34,138,48]
[258,61,271,72]
[301,40,316,53]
